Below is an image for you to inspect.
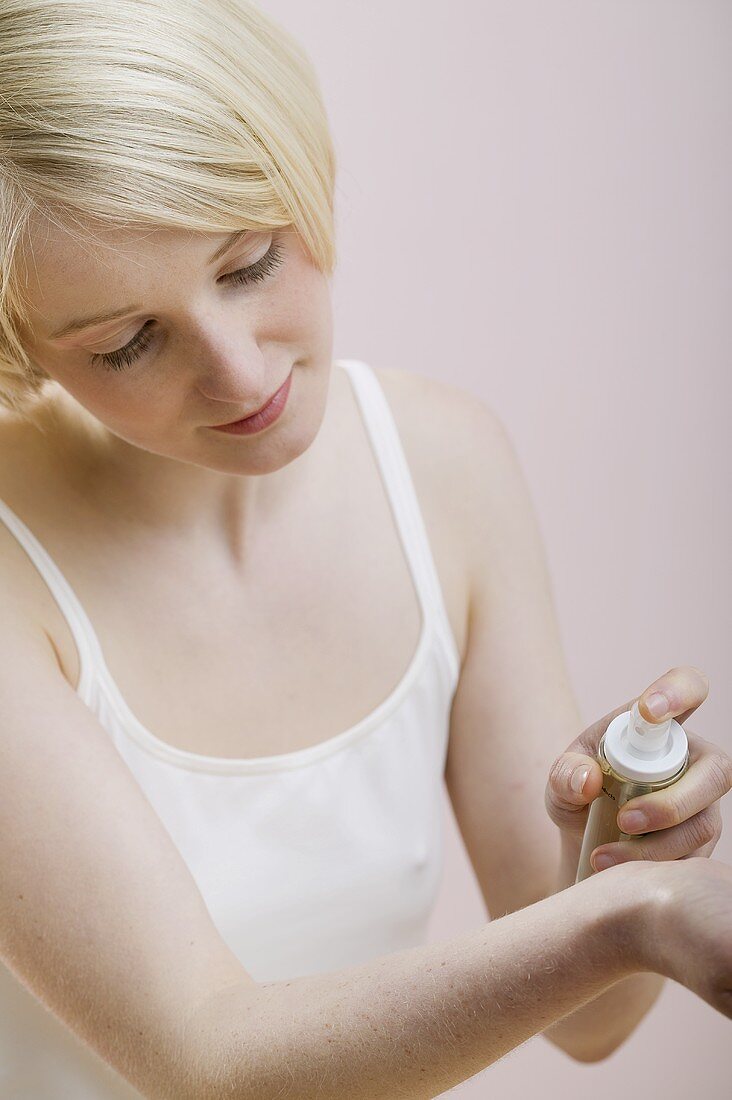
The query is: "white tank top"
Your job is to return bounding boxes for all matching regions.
[0,358,461,1097]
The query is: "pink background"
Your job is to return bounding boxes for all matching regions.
[267,2,731,1094]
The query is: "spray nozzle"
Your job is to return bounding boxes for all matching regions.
[626,698,673,754]
[602,699,688,782]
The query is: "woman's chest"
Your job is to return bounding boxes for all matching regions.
[1,368,469,759]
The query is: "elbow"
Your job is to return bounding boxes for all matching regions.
[562,1032,633,1065]
[566,1046,617,1065]
[544,1029,630,1065]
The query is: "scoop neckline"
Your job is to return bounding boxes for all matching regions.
[90,605,433,775]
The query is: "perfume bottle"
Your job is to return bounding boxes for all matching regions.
[575,699,689,883]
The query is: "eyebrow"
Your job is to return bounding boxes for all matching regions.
[48,229,249,339]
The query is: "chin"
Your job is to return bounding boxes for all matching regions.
[196,375,329,477]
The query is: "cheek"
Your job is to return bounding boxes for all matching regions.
[106,385,179,438]
[273,242,332,337]
[288,276,334,366]
[61,368,177,439]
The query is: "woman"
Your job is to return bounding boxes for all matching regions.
[1,2,731,1097]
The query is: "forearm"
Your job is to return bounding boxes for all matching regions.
[542,834,666,1061]
[187,873,647,1100]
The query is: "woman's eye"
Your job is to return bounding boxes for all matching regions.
[89,319,157,373]
[90,238,286,372]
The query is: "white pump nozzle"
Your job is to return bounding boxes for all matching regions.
[626,699,672,754]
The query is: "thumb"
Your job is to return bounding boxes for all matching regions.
[564,753,600,800]
[545,752,602,837]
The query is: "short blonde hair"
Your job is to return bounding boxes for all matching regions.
[0,0,338,417]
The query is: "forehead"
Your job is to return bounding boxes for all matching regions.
[19,214,199,285]
[16,214,215,339]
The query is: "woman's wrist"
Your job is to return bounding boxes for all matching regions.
[554,832,661,977]
[582,859,661,977]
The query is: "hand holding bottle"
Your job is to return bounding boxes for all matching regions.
[544,665,731,872]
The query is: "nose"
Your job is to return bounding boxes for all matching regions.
[194,342,270,407]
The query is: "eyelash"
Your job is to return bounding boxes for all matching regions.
[90,240,286,372]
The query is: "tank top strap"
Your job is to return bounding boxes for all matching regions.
[336,359,461,682]
[0,497,103,696]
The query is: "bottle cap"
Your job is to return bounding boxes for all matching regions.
[603,699,688,782]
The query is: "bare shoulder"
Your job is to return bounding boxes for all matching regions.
[0,413,63,633]
[365,364,512,668]
[0,417,36,570]
[371,363,491,424]
[368,363,534,612]
[369,362,508,523]
[371,361,498,446]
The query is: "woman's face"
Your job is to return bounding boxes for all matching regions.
[17,214,334,476]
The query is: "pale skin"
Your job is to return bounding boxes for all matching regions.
[1,211,731,1094]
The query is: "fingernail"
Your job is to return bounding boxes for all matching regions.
[571,765,591,795]
[619,809,648,832]
[645,692,669,719]
[593,853,616,871]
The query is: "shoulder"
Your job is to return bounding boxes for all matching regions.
[371,357,493,432]
[370,363,507,468]
[368,361,532,604]
[371,362,490,423]
[0,414,64,632]
[368,362,511,528]
[365,364,521,658]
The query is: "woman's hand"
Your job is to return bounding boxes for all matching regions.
[634,857,732,1019]
[544,666,732,871]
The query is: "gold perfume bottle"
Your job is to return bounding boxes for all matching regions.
[575,699,689,883]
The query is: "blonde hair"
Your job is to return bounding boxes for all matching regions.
[0,0,338,418]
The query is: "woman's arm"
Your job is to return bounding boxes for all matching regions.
[414,381,667,1062]
[185,863,651,1100]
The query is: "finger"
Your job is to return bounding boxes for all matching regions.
[637,665,710,726]
[591,802,722,869]
[544,752,602,838]
[616,731,732,835]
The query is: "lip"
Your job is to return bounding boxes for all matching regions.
[209,370,293,435]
